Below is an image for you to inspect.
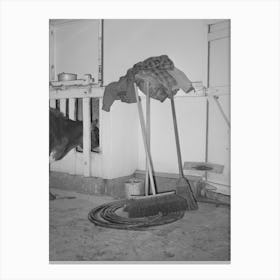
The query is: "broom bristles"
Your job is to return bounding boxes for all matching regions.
[124,194,190,218]
[123,177,198,218]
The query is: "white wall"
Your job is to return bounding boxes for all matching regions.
[108,102,139,178]
[137,97,206,174]
[104,19,207,174]
[54,20,99,79]
[104,19,205,84]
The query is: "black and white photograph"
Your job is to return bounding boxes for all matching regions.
[49,19,231,262]
[1,0,280,279]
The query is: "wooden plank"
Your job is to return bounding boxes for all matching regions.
[69,98,76,120]
[207,26,230,186]
[49,99,56,108]
[69,98,77,175]
[174,85,230,98]
[206,85,230,96]
[98,19,104,86]
[60,99,67,116]
[50,85,227,101]
[208,28,230,41]
[82,97,91,177]
[205,26,211,182]
[49,26,55,81]
[49,86,104,100]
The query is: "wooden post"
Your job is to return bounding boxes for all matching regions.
[49,25,56,81]
[69,98,76,120]
[69,98,77,175]
[98,19,104,86]
[205,23,211,182]
[49,99,56,108]
[60,99,67,116]
[49,25,56,109]
[83,97,91,177]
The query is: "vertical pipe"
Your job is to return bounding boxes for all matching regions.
[98,19,104,86]
[83,97,91,177]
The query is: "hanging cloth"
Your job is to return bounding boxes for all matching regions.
[102,55,194,112]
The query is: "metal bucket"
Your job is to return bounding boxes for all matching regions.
[57,72,77,81]
[124,178,144,198]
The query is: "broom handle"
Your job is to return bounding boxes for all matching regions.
[145,81,150,195]
[134,84,157,195]
[170,95,184,178]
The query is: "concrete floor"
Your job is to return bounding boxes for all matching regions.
[49,188,230,262]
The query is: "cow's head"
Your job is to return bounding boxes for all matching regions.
[49,108,99,162]
[49,137,70,162]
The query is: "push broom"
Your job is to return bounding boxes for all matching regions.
[124,83,190,218]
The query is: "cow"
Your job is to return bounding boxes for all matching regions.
[49,107,99,199]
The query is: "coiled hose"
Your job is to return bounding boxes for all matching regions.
[88,199,185,230]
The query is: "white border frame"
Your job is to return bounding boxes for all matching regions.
[1,1,280,280]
